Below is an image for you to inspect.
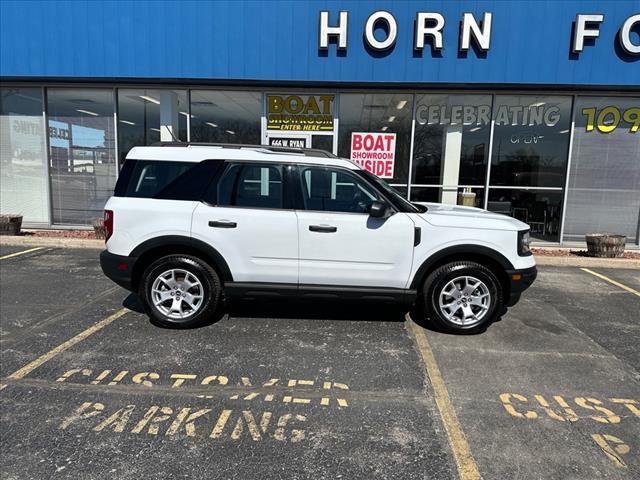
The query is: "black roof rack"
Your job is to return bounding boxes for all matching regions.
[151,141,339,159]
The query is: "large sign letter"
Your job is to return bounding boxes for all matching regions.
[364,11,398,51]
[572,14,604,53]
[619,14,640,55]
[415,13,445,51]
[319,11,348,50]
[460,12,492,52]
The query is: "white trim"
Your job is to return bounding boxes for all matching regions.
[332,93,339,155]
[487,186,564,191]
[113,87,120,171]
[407,93,417,200]
[186,89,191,142]
[41,86,53,227]
[558,94,577,246]
[483,95,496,209]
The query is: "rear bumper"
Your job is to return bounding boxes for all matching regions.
[505,266,537,306]
[100,250,136,291]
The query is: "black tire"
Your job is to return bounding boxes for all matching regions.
[139,254,222,328]
[421,261,502,334]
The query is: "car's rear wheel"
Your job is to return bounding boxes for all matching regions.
[422,261,502,333]
[140,255,222,328]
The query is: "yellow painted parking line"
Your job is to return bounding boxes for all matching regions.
[407,316,481,480]
[581,268,640,297]
[0,246,44,260]
[5,308,129,382]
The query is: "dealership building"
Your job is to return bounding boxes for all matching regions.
[1,0,639,245]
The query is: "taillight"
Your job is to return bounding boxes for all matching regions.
[104,210,114,242]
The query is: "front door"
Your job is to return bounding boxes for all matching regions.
[191,162,298,284]
[295,165,415,289]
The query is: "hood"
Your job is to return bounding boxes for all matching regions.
[415,202,530,231]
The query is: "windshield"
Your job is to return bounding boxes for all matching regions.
[358,170,425,213]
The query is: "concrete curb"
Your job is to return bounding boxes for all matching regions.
[0,236,104,249]
[533,255,640,269]
[2,235,638,268]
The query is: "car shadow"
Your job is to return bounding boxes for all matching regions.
[123,292,409,328]
[408,304,506,335]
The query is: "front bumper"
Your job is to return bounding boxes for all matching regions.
[505,266,537,306]
[100,250,137,291]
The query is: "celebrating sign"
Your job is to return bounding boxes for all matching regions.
[350,132,396,178]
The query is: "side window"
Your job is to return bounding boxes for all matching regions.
[115,160,197,198]
[299,166,381,213]
[218,163,283,209]
[114,159,224,201]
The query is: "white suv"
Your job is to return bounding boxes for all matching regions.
[100,143,536,333]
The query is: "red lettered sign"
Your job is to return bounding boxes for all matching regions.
[350,132,396,178]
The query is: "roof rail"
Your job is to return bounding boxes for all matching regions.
[151,141,338,158]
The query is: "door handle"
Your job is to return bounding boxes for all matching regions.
[309,225,337,233]
[209,220,237,229]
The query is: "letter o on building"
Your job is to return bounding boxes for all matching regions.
[364,11,398,51]
[619,14,640,55]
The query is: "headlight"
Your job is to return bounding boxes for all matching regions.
[518,230,532,256]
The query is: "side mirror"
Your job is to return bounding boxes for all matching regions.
[369,201,388,218]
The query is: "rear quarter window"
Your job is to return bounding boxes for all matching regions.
[114,159,224,200]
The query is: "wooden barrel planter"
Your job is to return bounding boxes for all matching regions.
[585,233,626,258]
[0,214,23,236]
[92,217,107,239]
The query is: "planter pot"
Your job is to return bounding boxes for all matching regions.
[585,233,626,258]
[92,217,106,239]
[0,214,23,236]
[457,191,476,207]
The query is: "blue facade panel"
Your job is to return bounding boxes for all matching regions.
[1,0,639,86]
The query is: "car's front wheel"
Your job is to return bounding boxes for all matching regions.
[422,261,502,333]
[139,254,222,328]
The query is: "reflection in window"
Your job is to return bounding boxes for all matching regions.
[47,88,116,225]
[190,91,261,144]
[412,94,492,205]
[488,189,563,242]
[490,96,572,188]
[0,87,49,224]
[338,93,413,185]
[117,89,187,164]
[300,167,381,213]
[564,96,640,244]
[409,187,440,203]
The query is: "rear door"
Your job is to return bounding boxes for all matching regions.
[191,162,298,284]
[295,165,415,288]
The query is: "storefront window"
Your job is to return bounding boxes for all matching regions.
[47,88,116,225]
[487,95,572,241]
[411,186,485,207]
[489,95,572,188]
[0,87,49,224]
[338,93,413,185]
[488,189,563,242]
[564,96,640,244]
[117,89,187,164]
[190,90,261,144]
[411,94,491,204]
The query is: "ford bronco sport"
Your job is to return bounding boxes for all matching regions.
[100,143,536,333]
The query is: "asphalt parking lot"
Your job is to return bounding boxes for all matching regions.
[0,246,638,480]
